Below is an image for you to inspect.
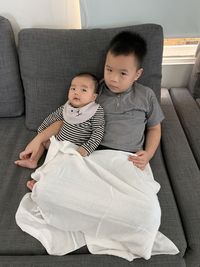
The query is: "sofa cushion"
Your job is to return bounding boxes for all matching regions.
[0,116,186,262]
[188,44,200,99]
[0,117,89,256]
[0,16,24,117]
[18,24,163,130]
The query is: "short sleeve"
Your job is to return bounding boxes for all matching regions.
[146,92,165,127]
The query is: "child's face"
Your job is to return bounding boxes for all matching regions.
[104,51,143,93]
[68,76,97,108]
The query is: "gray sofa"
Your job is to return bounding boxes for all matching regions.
[164,46,200,168]
[0,15,200,267]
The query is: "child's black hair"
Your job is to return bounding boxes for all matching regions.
[107,31,147,68]
[75,72,99,93]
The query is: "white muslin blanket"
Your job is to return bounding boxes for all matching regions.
[16,137,179,261]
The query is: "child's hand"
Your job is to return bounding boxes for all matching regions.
[128,150,151,170]
[77,147,89,157]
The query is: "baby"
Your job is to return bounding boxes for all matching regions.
[15,73,105,190]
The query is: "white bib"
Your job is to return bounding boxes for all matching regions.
[63,101,99,124]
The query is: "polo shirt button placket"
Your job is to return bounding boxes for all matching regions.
[116,94,120,108]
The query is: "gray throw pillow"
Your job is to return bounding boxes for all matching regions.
[0,16,24,117]
[188,45,200,99]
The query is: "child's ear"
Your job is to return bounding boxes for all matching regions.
[135,68,143,81]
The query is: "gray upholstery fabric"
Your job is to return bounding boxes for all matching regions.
[0,116,186,265]
[170,87,200,167]
[188,44,200,99]
[0,116,88,256]
[0,16,24,117]
[18,24,163,130]
[2,20,200,266]
[0,254,186,267]
[196,98,200,107]
[161,88,200,267]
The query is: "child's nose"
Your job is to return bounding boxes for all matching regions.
[111,73,119,82]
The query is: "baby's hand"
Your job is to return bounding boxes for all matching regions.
[77,147,89,157]
[128,150,150,170]
[19,136,43,161]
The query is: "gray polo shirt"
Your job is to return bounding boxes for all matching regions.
[97,81,164,152]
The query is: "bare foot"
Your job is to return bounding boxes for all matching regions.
[27,179,37,191]
[14,159,37,169]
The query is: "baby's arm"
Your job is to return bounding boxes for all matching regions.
[15,121,63,168]
[128,123,161,170]
[77,106,105,156]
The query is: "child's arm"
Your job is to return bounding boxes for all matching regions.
[19,121,63,161]
[128,123,161,170]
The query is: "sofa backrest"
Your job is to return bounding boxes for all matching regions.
[0,16,24,117]
[18,24,163,130]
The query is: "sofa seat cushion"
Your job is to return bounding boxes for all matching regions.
[18,24,163,130]
[0,116,89,255]
[0,117,186,259]
[0,16,24,117]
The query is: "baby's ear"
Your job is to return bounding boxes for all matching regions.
[135,68,143,81]
[93,93,98,101]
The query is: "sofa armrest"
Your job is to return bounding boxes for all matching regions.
[169,87,200,167]
[161,88,200,267]
[196,98,200,108]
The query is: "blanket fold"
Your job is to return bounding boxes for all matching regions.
[16,137,179,261]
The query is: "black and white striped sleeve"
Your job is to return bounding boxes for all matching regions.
[81,106,105,154]
[37,105,64,133]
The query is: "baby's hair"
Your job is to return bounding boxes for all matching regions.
[75,72,99,93]
[107,31,147,68]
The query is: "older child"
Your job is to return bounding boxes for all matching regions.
[15,73,105,189]
[97,31,164,170]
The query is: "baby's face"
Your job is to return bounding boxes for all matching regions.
[68,76,97,108]
[104,51,143,93]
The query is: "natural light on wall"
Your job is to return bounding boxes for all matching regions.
[0,0,81,40]
[66,0,81,29]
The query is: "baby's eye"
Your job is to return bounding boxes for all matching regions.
[70,87,75,90]
[82,88,87,92]
[106,67,112,72]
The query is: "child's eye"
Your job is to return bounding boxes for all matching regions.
[121,72,127,76]
[70,87,75,90]
[82,88,87,92]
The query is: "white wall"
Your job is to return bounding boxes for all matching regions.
[80,0,200,38]
[0,0,81,40]
[80,0,198,88]
[0,0,196,88]
[161,64,193,88]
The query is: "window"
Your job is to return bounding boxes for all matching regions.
[162,38,200,65]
